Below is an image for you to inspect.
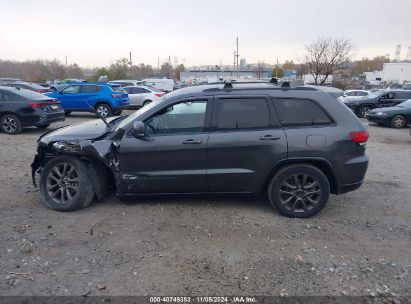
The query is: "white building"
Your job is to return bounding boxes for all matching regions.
[302,74,333,85]
[382,62,411,83]
[363,70,383,85]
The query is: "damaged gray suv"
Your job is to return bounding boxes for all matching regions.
[32,81,369,218]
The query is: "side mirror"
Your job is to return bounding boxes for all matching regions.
[132,121,145,137]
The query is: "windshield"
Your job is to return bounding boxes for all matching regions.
[398,99,411,108]
[367,90,385,99]
[115,97,165,130]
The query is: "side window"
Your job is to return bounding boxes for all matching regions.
[274,99,332,127]
[132,88,145,94]
[62,85,80,94]
[145,100,207,135]
[124,87,132,94]
[217,98,271,131]
[358,92,368,96]
[395,92,411,99]
[80,85,101,93]
[386,92,395,99]
[141,88,151,93]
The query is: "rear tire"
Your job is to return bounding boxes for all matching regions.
[64,111,72,116]
[143,100,152,106]
[0,114,22,134]
[39,156,95,211]
[268,164,330,218]
[358,106,372,118]
[95,103,112,118]
[390,115,406,128]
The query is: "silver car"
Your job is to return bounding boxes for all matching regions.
[123,85,165,108]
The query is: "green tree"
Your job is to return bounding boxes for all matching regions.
[272,67,284,78]
[282,60,296,71]
[91,67,110,82]
[108,58,129,80]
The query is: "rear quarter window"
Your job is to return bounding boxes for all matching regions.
[274,98,333,127]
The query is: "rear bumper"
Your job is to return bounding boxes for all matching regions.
[336,154,369,194]
[22,112,65,127]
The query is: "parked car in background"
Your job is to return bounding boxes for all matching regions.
[143,78,174,92]
[402,83,411,90]
[3,81,51,93]
[366,99,411,128]
[109,80,144,87]
[338,90,370,101]
[49,79,87,92]
[342,89,411,117]
[32,81,369,218]
[45,83,129,117]
[123,85,165,108]
[0,86,64,134]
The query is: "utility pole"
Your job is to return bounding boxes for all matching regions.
[129,52,132,66]
[236,36,239,79]
[169,56,172,79]
[276,57,279,77]
[157,57,160,70]
[233,51,236,77]
[65,56,67,67]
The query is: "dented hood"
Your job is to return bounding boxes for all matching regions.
[39,118,118,145]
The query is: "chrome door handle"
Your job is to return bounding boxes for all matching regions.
[260,135,281,140]
[182,139,202,144]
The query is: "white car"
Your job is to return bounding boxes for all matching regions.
[143,78,174,92]
[109,80,144,87]
[123,86,165,108]
[338,90,370,101]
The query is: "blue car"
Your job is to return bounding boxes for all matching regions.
[45,82,129,117]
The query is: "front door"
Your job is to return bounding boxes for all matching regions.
[59,85,82,109]
[118,98,211,193]
[206,96,287,193]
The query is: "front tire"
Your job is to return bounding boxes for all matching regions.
[268,164,330,218]
[95,103,112,118]
[39,156,95,211]
[0,114,22,134]
[390,115,406,128]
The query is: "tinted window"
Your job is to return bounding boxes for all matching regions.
[395,91,411,99]
[132,87,146,94]
[357,92,368,96]
[12,89,45,100]
[80,85,102,93]
[62,85,80,94]
[217,98,270,131]
[145,100,207,135]
[0,91,12,102]
[123,87,132,93]
[274,99,332,127]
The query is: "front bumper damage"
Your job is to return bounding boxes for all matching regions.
[31,138,123,199]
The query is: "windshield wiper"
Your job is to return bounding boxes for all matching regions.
[85,101,110,128]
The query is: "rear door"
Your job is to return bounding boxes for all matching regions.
[79,85,102,108]
[206,95,287,193]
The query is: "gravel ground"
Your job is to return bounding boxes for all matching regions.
[0,111,410,298]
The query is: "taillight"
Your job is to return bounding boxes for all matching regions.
[30,101,60,108]
[155,93,164,97]
[35,89,47,93]
[350,130,369,143]
[111,93,122,98]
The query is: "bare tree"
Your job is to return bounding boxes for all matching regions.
[305,37,355,85]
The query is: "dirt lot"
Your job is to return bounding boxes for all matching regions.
[0,111,410,298]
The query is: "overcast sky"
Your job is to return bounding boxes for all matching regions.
[1,0,410,68]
